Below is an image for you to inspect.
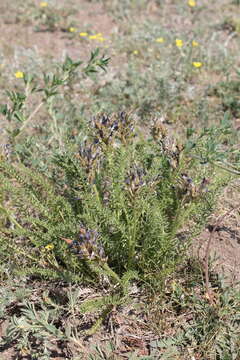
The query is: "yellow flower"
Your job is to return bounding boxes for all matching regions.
[192,40,199,47]
[40,1,48,7]
[15,71,24,78]
[175,39,183,48]
[188,0,196,6]
[156,37,165,43]
[69,27,77,33]
[192,61,203,68]
[89,33,106,42]
[133,50,139,55]
[89,35,98,40]
[79,32,88,37]
[45,244,54,250]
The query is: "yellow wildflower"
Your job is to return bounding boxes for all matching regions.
[79,32,88,37]
[45,244,54,250]
[40,1,48,7]
[15,71,24,78]
[89,33,106,42]
[69,27,77,33]
[192,40,199,47]
[188,0,196,6]
[192,61,203,68]
[89,35,98,40]
[133,50,139,55]
[175,39,183,48]
[97,37,106,42]
[156,37,165,43]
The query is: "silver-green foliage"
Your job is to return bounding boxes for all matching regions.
[0,112,233,288]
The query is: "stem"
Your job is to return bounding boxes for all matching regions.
[0,204,24,230]
[47,99,63,149]
[102,262,121,284]
[7,242,38,263]
[19,101,44,135]
[87,260,121,285]
[93,184,101,204]
[211,161,240,175]
[128,203,138,269]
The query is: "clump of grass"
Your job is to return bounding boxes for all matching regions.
[19,0,76,32]
[208,69,240,118]
[148,259,240,359]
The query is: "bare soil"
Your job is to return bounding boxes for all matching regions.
[192,179,240,285]
[0,1,115,60]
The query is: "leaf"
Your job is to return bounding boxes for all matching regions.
[0,104,8,115]
[11,128,21,137]
[14,111,25,123]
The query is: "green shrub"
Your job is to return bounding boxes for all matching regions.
[0,51,239,291]
[0,108,235,289]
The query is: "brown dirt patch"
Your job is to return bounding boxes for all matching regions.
[192,179,240,285]
[0,0,116,61]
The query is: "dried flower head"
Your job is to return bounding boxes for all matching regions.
[179,173,210,200]
[115,111,135,144]
[76,140,101,181]
[151,118,183,169]
[101,178,111,205]
[92,113,118,145]
[125,165,146,197]
[92,112,135,146]
[151,118,168,141]
[0,143,12,161]
[63,226,107,262]
[161,136,183,169]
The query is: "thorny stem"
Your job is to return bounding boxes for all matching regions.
[204,203,240,293]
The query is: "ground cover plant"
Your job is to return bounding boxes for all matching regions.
[0,0,240,359]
